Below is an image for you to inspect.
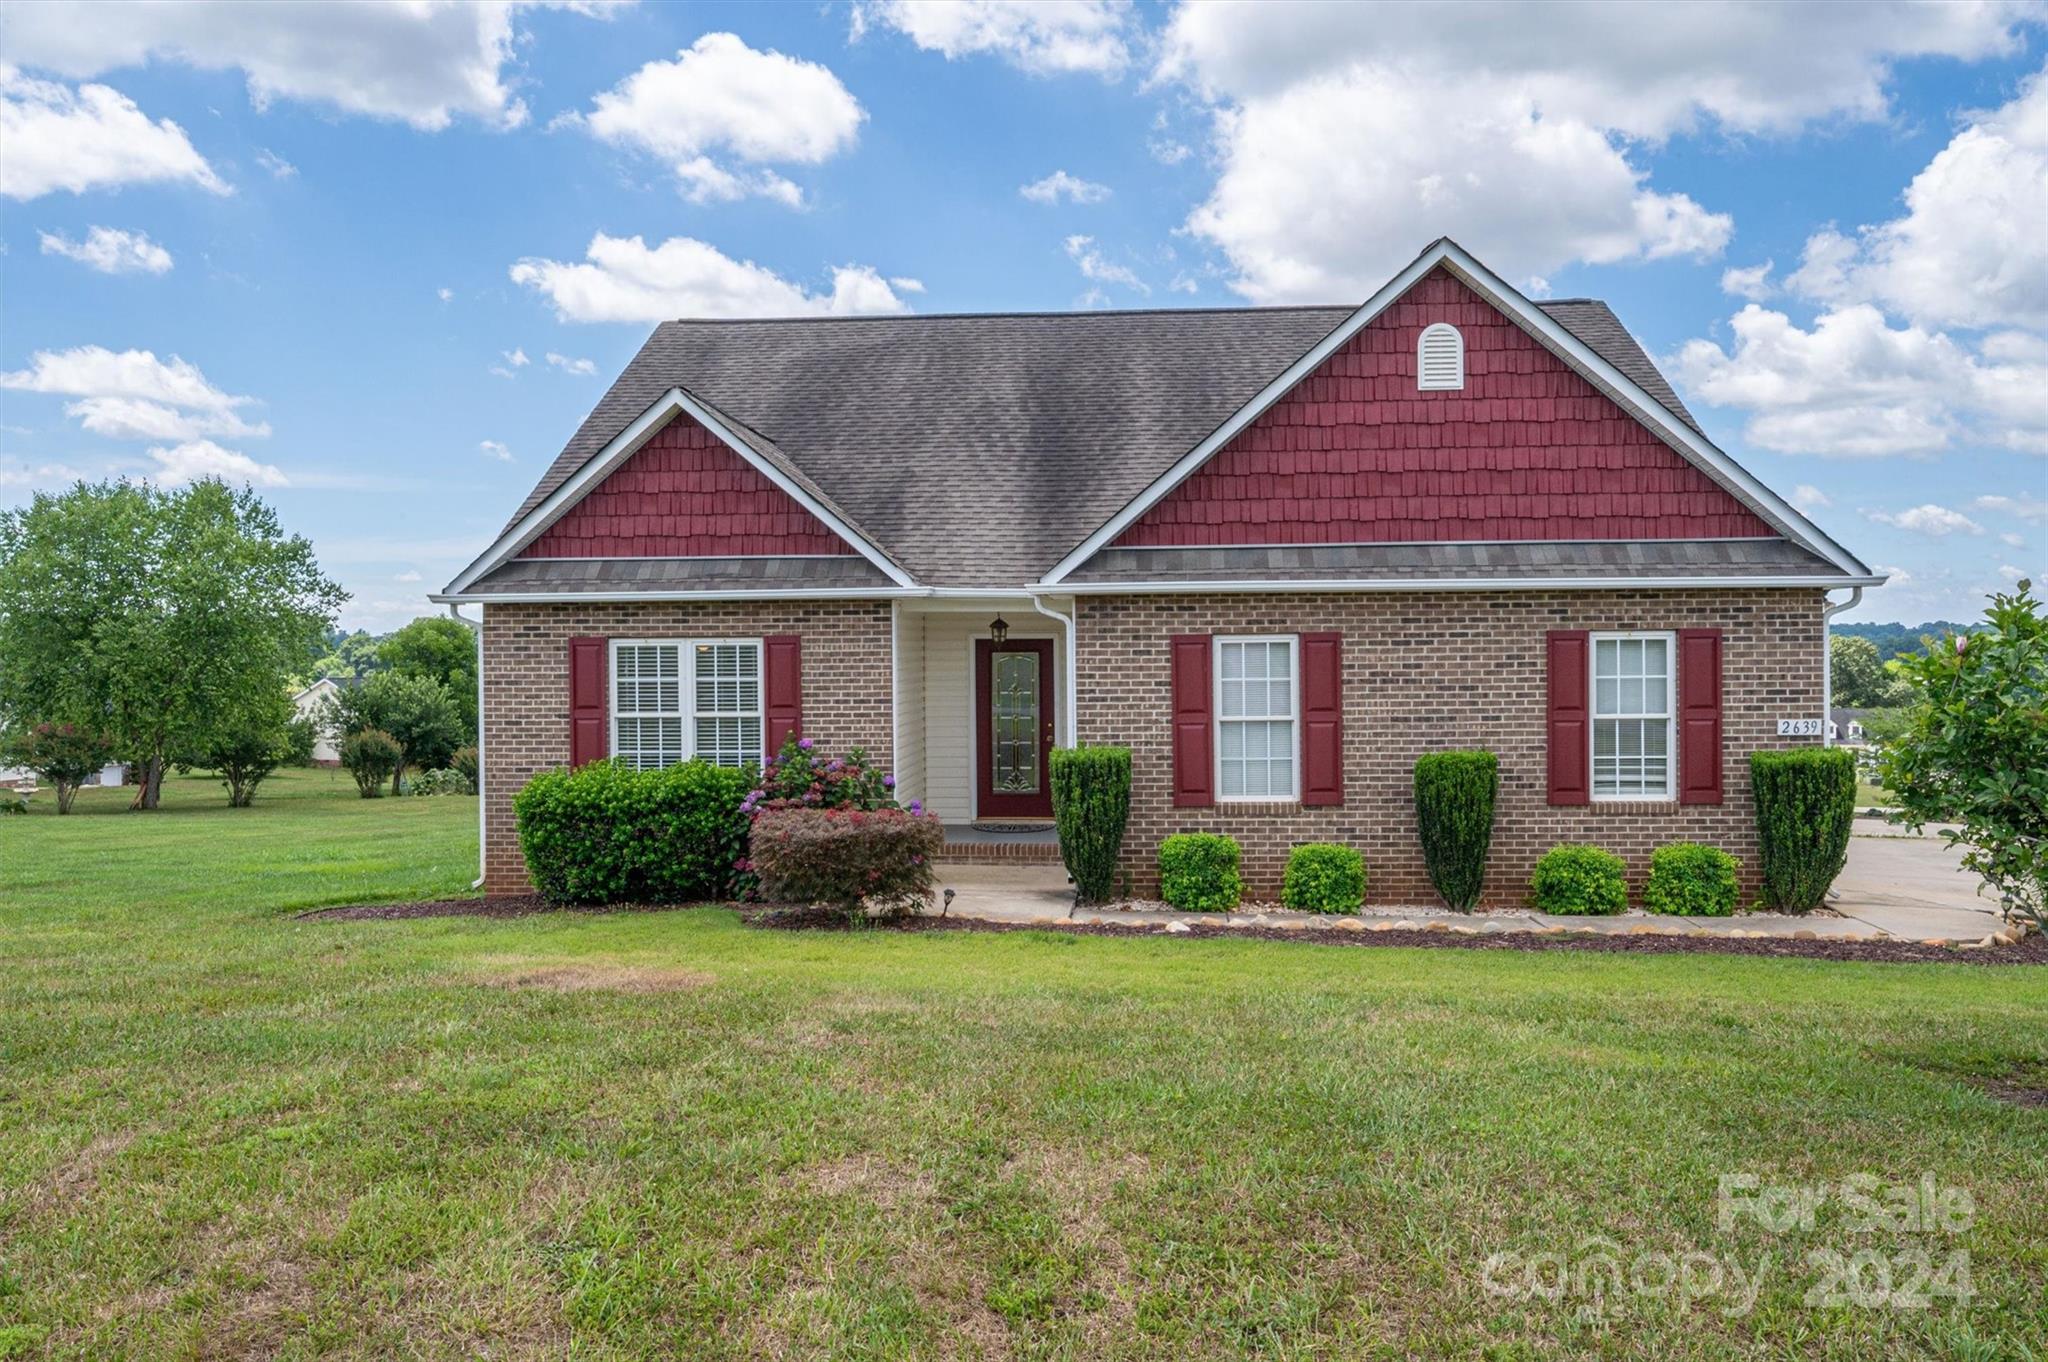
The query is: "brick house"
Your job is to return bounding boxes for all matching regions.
[437,239,1881,904]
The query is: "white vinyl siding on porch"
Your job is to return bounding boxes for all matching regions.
[913,612,1067,821]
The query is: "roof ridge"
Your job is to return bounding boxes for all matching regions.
[658,302,1360,327]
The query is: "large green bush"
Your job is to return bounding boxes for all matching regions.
[1158,833,1242,912]
[1413,750,1498,910]
[339,729,401,799]
[1281,843,1365,913]
[749,807,945,919]
[515,759,753,906]
[1643,842,1740,917]
[1750,748,1856,913]
[0,722,115,814]
[1530,844,1628,915]
[1051,745,1132,904]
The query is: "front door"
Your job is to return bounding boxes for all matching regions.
[974,638,1055,819]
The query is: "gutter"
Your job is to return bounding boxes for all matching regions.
[447,602,485,889]
[1037,574,1889,596]
[1820,586,1864,747]
[1028,593,1079,750]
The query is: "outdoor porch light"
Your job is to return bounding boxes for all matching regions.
[988,615,1010,644]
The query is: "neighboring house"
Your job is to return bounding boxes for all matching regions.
[1827,709,1869,748]
[437,239,1882,905]
[293,678,344,765]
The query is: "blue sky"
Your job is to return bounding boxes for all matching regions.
[2,0,2044,630]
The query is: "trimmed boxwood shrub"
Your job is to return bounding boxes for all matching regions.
[1644,842,1740,916]
[1051,745,1132,904]
[515,758,752,905]
[1281,843,1366,913]
[1413,750,1497,910]
[1751,747,1856,913]
[749,806,945,919]
[1530,844,1628,915]
[1159,833,1242,912]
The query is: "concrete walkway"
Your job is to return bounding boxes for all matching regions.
[935,821,2018,946]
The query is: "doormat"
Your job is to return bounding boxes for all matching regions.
[970,821,1056,834]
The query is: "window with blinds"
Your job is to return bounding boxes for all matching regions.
[611,639,763,770]
[1216,636,1298,800]
[1416,322,1465,390]
[1591,633,1675,799]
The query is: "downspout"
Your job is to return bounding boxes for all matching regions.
[448,602,485,888]
[1029,593,1079,749]
[1820,586,1863,747]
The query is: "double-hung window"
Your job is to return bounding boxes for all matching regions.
[611,639,763,770]
[1590,632,1675,800]
[1216,636,1297,800]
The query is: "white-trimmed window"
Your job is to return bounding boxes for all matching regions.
[1216,636,1298,800]
[1591,632,1675,800]
[1417,322,1465,390]
[611,639,763,770]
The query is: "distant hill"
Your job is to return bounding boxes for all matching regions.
[1830,621,1971,660]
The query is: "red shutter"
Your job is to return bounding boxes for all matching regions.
[568,636,607,767]
[1299,632,1343,806]
[764,634,802,759]
[1546,630,1590,805]
[1678,628,1724,805]
[1169,634,1213,808]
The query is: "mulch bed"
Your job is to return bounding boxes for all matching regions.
[301,895,2046,966]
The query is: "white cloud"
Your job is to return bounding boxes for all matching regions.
[0,1,621,131]
[1,344,255,416]
[1787,70,2048,330]
[394,570,423,583]
[510,232,918,322]
[1021,170,1111,204]
[888,276,926,294]
[1999,564,2030,582]
[1668,304,2048,457]
[1863,503,1984,536]
[854,0,1134,78]
[255,148,297,179]
[0,460,90,489]
[1064,234,1147,293]
[147,439,286,488]
[1721,261,1775,301]
[546,352,597,376]
[1974,493,2048,523]
[67,397,270,443]
[570,33,863,205]
[1870,563,1912,585]
[479,440,513,462]
[0,65,227,199]
[2003,531,2029,548]
[504,348,530,367]
[1155,1,2039,303]
[1149,136,1191,166]
[1791,484,1832,511]
[437,286,454,303]
[38,225,173,275]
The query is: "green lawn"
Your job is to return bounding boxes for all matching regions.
[1,772,2043,1359]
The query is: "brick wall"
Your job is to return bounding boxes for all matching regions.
[1074,588,1826,907]
[480,599,894,892]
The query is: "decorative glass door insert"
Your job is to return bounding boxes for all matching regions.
[991,651,1041,793]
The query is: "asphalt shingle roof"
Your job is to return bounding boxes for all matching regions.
[501,300,1712,588]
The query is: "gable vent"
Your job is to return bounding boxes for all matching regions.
[1417,322,1465,391]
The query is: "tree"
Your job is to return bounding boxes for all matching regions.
[307,629,384,683]
[193,690,296,807]
[0,722,116,813]
[0,481,345,810]
[1831,635,1886,707]
[380,615,477,739]
[1881,581,2047,932]
[325,670,461,793]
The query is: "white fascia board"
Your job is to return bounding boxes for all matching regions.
[1049,574,1887,596]
[430,587,927,605]
[1040,237,1871,586]
[442,388,916,597]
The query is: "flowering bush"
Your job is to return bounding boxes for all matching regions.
[749,806,944,920]
[740,732,902,817]
[0,722,115,814]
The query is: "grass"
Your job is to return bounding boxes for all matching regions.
[2,771,2044,1359]
[1857,779,1897,809]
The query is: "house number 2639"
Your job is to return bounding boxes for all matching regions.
[1777,718,1823,736]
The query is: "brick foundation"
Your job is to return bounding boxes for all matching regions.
[479,599,893,893]
[1073,588,1826,907]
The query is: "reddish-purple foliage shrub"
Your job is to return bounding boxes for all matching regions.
[748,806,944,919]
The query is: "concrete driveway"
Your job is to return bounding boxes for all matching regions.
[1832,818,2006,940]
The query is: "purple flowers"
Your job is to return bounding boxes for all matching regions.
[798,737,815,750]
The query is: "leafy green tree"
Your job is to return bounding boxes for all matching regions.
[0,481,344,808]
[1881,581,2047,932]
[193,689,297,807]
[379,615,477,739]
[307,629,385,683]
[324,670,462,793]
[1831,635,1887,707]
[0,722,116,813]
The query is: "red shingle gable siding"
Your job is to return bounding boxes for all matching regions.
[1114,269,1773,547]
[519,413,852,559]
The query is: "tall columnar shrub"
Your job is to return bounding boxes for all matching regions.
[1050,745,1132,904]
[1413,750,1498,911]
[749,807,945,919]
[515,759,753,906]
[340,729,401,799]
[1281,843,1366,913]
[1750,748,1856,913]
[1644,842,1740,917]
[1158,833,1242,912]
[1530,844,1628,915]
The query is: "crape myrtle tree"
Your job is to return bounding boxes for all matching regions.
[1881,581,2048,933]
[0,480,345,809]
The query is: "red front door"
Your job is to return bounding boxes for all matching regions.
[974,638,1055,819]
